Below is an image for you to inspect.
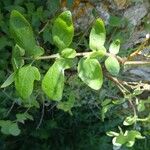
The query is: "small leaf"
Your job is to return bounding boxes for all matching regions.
[61,48,76,58]
[0,120,20,136]
[109,39,120,54]
[10,10,44,57]
[16,112,33,123]
[16,113,27,123]
[101,99,111,106]
[42,60,65,101]
[1,73,15,88]
[89,18,106,51]
[109,15,123,27]
[12,44,25,70]
[9,123,21,136]
[114,134,127,146]
[137,101,145,112]
[78,58,103,90]
[0,120,12,135]
[15,66,41,99]
[101,104,113,121]
[133,88,144,96]
[57,93,75,115]
[52,11,74,51]
[123,116,137,126]
[105,56,120,76]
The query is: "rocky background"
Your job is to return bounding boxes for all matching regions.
[71,0,150,83]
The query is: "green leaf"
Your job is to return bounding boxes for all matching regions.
[137,101,146,112]
[9,123,21,136]
[15,65,41,99]
[89,18,106,51]
[52,11,74,51]
[0,120,12,135]
[113,134,127,146]
[78,58,103,90]
[42,60,65,101]
[16,112,33,123]
[101,104,113,121]
[57,93,75,115]
[101,99,111,106]
[61,48,76,58]
[12,44,25,70]
[1,73,15,88]
[109,39,120,54]
[0,120,20,136]
[16,113,27,123]
[105,56,120,76]
[10,10,44,57]
[133,88,144,96]
[111,130,145,148]
[123,116,137,126]
[109,15,123,27]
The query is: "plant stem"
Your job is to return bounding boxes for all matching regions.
[24,51,150,66]
[34,51,124,62]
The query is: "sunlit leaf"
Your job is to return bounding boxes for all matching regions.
[105,56,120,76]
[109,39,120,54]
[89,18,106,51]
[78,58,103,90]
[42,60,65,101]
[52,11,74,51]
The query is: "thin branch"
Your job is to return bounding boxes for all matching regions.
[24,50,150,66]
[25,51,124,63]
[5,101,16,117]
[124,61,150,65]
[36,100,45,129]
[128,99,137,118]
[38,21,50,34]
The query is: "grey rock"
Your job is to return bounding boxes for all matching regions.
[124,3,148,26]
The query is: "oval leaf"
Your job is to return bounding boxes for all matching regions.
[9,123,21,136]
[15,66,41,99]
[105,56,120,76]
[52,11,74,51]
[42,60,65,101]
[10,10,44,57]
[78,58,103,90]
[89,18,106,51]
[109,39,120,54]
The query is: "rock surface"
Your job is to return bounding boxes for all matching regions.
[72,0,150,83]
